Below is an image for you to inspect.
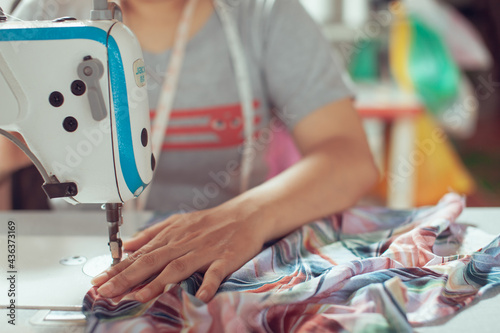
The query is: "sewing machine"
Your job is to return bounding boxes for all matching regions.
[0,1,153,265]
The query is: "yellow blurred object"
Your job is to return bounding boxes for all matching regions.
[389,4,414,92]
[371,113,475,206]
[413,113,475,205]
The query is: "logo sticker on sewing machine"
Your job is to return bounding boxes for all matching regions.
[133,59,146,88]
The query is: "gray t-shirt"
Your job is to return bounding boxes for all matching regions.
[13,0,352,212]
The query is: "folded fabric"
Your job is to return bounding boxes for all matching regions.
[83,193,500,332]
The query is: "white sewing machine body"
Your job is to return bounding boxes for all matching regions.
[0,18,153,204]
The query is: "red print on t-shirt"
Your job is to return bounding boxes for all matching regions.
[150,100,261,150]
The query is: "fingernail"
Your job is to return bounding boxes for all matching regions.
[97,282,115,298]
[197,290,207,302]
[91,272,108,286]
[135,288,151,302]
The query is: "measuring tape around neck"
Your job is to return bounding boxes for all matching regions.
[213,0,255,195]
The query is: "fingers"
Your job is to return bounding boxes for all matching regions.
[134,255,200,303]
[95,245,200,300]
[93,256,233,304]
[123,227,161,252]
[92,216,182,293]
[90,249,147,287]
[123,217,175,251]
[95,248,166,297]
[123,233,151,252]
[195,261,228,303]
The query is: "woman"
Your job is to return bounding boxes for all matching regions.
[8,0,378,303]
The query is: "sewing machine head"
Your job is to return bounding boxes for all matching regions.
[0,3,153,204]
[0,2,153,264]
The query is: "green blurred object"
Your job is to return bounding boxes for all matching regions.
[349,12,460,116]
[348,40,380,82]
[407,15,460,116]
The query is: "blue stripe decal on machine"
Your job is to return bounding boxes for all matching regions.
[0,26,147,194]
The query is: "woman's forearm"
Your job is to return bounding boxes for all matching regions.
[224,136,378,243]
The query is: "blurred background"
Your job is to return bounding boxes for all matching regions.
[304,0,500,208]
[302,0,500,208]
[0,0,499,208]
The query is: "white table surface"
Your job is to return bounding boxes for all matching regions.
[0,210,152,333]
[0,208,499,332]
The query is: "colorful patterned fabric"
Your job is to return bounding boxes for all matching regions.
[83,193,500,332]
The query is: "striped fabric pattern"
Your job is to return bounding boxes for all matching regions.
[83,193,500,332]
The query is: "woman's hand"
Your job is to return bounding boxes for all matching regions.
[91,202,268,303]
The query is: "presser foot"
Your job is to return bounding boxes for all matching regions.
[105,203,123,266]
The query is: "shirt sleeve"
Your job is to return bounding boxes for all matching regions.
[262,0,354,131]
